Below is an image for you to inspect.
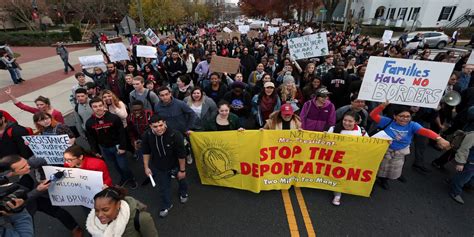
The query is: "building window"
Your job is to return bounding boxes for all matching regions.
[410,7,420,20]
[438,6,457,21]
[397,8,408,20]
[387,8,396,19]
[374,6,385,19]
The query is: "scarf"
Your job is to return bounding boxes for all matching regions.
[178,83,191,92]
[86,200,130,237]
[260,95,276,120]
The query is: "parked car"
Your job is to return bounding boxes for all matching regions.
[391,31,450,49]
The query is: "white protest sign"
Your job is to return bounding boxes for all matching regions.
[144,28,160,45]
[136,45,157,58]
[43,166,103,209]
[268,27,279,35]
[382,30,393,44]
[223,27,232,33]
[78,55,105,69]
[288,32,329,60]
[22,135,70,164]
[238,25,250,34]
[406,42,420,50]
[282,22,290,27]
[357,57,455,108]
[105,43,129,62]
[467,52,474,65]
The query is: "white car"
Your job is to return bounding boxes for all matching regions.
[392,31,450,49]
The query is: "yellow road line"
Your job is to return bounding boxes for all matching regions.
[281,189,300,237]
[295,187,316,237]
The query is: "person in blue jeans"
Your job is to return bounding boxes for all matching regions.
[449,106,474,204]
[1,51,23,85]
[142,114,188,218]
[85,97,137,189]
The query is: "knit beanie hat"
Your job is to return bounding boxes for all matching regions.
[282,72,295,85]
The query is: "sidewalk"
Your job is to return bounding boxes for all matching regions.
[0,46,100,128]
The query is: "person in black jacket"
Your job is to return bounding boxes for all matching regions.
[164,49,188,85]
[142,114,188,218]
[323,60,352,109]
[85,97,137,189]
[0,112,33,159]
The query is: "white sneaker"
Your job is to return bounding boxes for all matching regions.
[332,196,341,206]
[186,155,193,165]
[159,204,173,218]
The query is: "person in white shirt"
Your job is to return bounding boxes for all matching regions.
[327,111,368,206]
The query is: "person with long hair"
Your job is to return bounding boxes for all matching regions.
[278,73,303,112]
[302,76,324,102]
[101,89,128,128]
[203,100,243,131]
[369,102,450,190]
[183,87,217,131]
[172,75,193,100]
[125,63,141,77]
[301,62,317,88]
[86,187,158,236]
[327,111,368,206]
[63,145,113,187]
[5,87,65,123]
[142,64,164,87]
[32,111,75,144]
[252,82,281,128]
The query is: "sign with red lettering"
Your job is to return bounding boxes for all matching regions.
[358,57,455,108]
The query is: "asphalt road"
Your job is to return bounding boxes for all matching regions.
[33,114,473,236]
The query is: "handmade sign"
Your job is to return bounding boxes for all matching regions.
[209,55,240,74]
[78,55,105,69]
[144,28,160,45]
[105,43,129,62]
[357,57,455,108]
[22,135,71,164]
[382,30,393,44]
[288,33,329,60]
[136,45,157,58]
[43,166,103,209]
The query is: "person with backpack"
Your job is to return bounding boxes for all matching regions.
[448,106,474,204]
[86,186,158,237]
[369,102,451,190]
[0,112,33,158]
[73,88,93,137]
[1,50,23,85]
[32,111,75,144]
[129,76,159,111]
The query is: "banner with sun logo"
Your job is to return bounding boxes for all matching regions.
[190,130,390,197]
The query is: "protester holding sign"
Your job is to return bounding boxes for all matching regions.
[63,145,113,187]
[327,111,368,206]
[300,88,336,132]
[369,102,450,190]
[32,111,75,146]
[87,186,158,236]
[0,155,83,237]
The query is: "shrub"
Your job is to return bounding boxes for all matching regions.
[69,26,82,41]
[0,31,71,46]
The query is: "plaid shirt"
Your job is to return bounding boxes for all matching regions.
[316,63,334,77]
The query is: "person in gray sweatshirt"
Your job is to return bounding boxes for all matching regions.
[73,88,93,137]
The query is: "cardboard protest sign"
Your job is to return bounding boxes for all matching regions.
[238,25,250,34]
[136,45,157,58]
[223,27,232,33]
[144,28,160,45]
[288,32,329,60]
[105,43,129,62]
[382,30,393,44]
[216,32,230,41]
[268,27,280,35]
[247,30,259,39]
[22,135,71,164]
[230,32,241,40]
[406,42,420,50]
[190,130,389,197]
[209,55,240,74]
[282,23,290,27]
[357,57,455,108]
[43,166,103,209]
[78,55,105,69]
[271,18,281,25]
[467,52,474,65]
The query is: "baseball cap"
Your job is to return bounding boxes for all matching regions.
[316,88,331,97]
[264,82,275,88]
[280,103,294,116]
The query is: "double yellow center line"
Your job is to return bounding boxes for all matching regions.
[281,188,316,237]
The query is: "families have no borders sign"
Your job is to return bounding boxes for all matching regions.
[358,57,454,108]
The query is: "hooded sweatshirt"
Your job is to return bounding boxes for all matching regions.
[300,99,336,132]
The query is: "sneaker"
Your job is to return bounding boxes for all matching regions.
[378,178,390,190]
[159,204,173,217]
[127,179,138,190]
[180,194,189,204]
[449,193,464,204]
[331,196,341,206]
[186,155,193,165]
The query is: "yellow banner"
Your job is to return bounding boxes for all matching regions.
[190,130,390,197]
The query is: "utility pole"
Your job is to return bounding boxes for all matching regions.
[343,0,352,31]
[136,0,145,30]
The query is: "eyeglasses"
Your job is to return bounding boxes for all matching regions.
[397,115,411,118]
[64,157,78,162]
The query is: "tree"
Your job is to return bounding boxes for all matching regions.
[129,0,186,27]
[321,0,340,21]
[1,0,47,31]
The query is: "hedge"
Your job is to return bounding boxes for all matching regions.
[0,31,71,46]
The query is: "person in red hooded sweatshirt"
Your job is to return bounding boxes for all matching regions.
[63,145,113,187]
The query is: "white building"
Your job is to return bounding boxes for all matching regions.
[333,0,474,28]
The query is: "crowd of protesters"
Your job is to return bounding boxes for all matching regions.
[1,19,473,236]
